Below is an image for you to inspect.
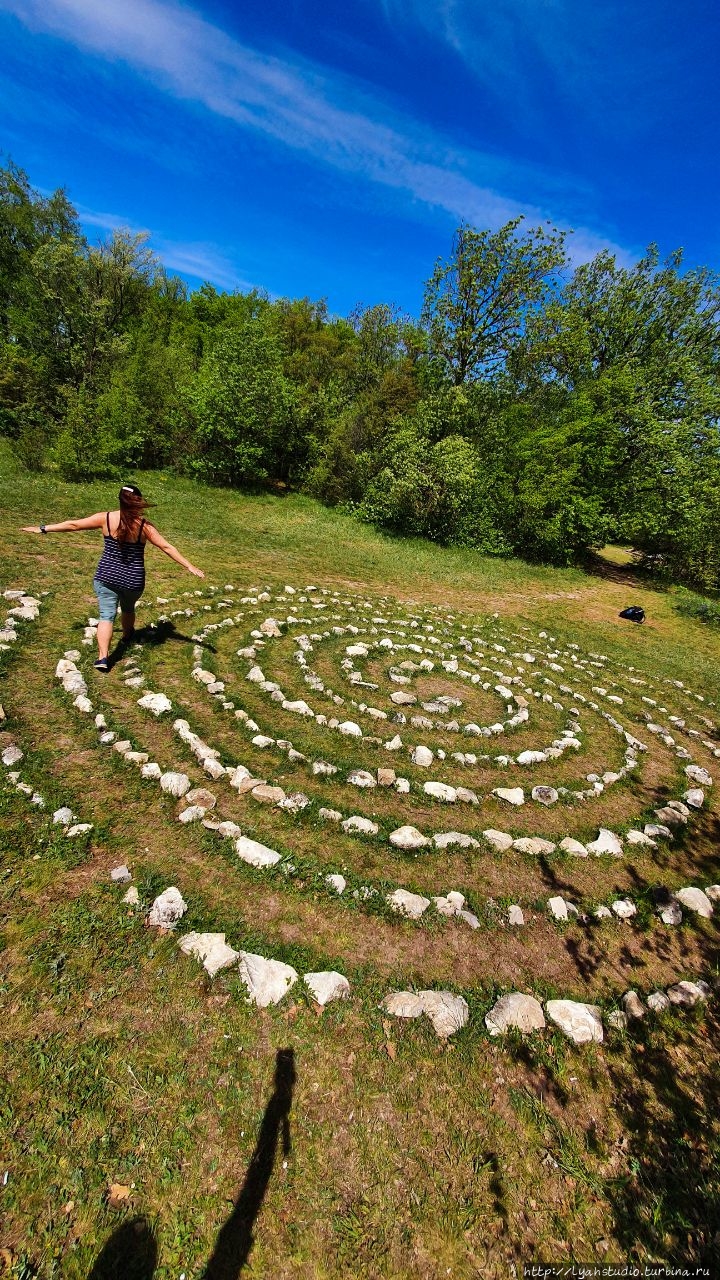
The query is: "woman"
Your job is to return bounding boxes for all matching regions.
[23,483,204,671]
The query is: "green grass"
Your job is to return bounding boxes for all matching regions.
[1,442,719,1277]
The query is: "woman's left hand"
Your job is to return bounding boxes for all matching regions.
[21,526,42,533]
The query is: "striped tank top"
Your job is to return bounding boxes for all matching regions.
[95,513,147,593]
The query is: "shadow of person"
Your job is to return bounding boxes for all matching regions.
[87,1215,157,1279]
[203,1048,296,1280]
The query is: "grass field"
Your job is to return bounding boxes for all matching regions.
[0,442,718,1279]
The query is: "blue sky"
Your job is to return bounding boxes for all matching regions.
[1,0,718,316]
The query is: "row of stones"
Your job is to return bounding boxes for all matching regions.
[60,636,719,936]
[120,871,716,1047]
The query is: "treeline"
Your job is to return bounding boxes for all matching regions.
[2,159,720,586]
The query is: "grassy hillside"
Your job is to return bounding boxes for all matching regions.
[0,443,718,1279]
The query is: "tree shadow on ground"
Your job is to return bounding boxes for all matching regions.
[87,1216,157,1279]
[202,1047,296,1279]
[605,999,720,1269]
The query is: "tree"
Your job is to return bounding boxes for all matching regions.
[421,218,567,384]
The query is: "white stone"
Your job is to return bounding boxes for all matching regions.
[683,788,705,809]
[110,864,131,883]
[339,721,362,737]
[388,888,431,918]
[325,873,347,894]
[342,816,378,835]
[260,617,282,636]
[411,745,433,767]
[548,896,569,921]
[594,905,613,919]
[483,829,514,851]
[514,837,556,856]
[516,750,547,765]
[384,735,403,751]
[178,805,206,824]
[612,898,637,919]
[235,837,282,868]
[381,991,425,1019]
[160,771,191,798]
[493,787,525,806]
[485,992,545,1037]
[237,952,298,1006]
[545,999,603,1044]
[644,823,672,840]
[319,807,343,822]
[559,837,588,857]
[666,980,708,1007]
[508,905,525,926]
[123,886,140,906]
[419,991,469,1038]
[141,762,162,780]
[622,991,646,1019]
[304,971,350,1005]
[52,806,74,825]
[626,830,657,848]
[147,887,187,929]
[347,769,377,789]
[647,991,670,1012]
[586,828,623,856]
[246,666,266,683]
[65,823,92,837]
[659,901,682,925]
[706,885,720,902]
[179,931,239,976]
[685,765,712,787]
[674,887,713,918]
[433,832,480,850]
[137,692,172,716]
[73,695,93,713]
[251,735,275,749]
[532,786,558,805]
[389,825,429,850]
[391,691,417,705]
[423,781,457,802]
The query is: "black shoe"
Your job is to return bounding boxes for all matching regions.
[94,657,109,672]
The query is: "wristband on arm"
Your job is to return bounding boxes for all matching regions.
[40,524,47,534]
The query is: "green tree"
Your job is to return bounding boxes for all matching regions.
[422,218,567,384]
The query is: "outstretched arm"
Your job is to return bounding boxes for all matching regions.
[144,523,205,578]
[22,513,107,533]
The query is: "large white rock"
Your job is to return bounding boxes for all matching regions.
[137,692,172,716]
[674,887,713,918]
[586,828,623,857]
[412,745,434,767]
[685,765,712,787]
[433,832,480,849]
[389,825,429,850]
[387,888,431,918]
[423,781,457,802]
[626,829,657,848]
[532,786,558,805]
[391,691,417,705]
[147,887,187,929]
[381,990,468,1037]
[483,829,514,851]
[493,788,525,806]
[342,816,379,834]
[683,788,705,809]
[246,666,266,683]
[304,971,350,1005]
[548,896,569,921]
[339,721,362,737]
[516,750,547,765]
[325,873,347,893]
[485,992,545,1037]
[513,837,556,856]
[235,837,282,868]
[2,744,23,766]
[612,898,637,919]
[160,771,191,798]
[545,999,604,1044]
[141,762,162,780]
[237,952,298,1006]
[179,931,239,976]
[559,837,588,857]
[666,980,709,1007]
[52,806,74,825]
[347,769,377,788]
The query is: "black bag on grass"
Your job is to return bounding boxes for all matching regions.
[619,606,645,623]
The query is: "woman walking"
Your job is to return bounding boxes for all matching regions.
[23,483,204,671]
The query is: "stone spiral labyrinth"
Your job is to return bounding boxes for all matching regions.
[2,581,719,1044]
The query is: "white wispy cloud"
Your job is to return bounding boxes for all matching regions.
[75,202,252,289]
[2,0,632,263]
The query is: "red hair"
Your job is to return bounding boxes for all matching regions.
[117,484,152,543]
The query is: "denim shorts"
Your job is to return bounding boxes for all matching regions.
[93,579,143,621]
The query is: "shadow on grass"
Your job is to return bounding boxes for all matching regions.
[88,1216,157,1279]
[203,1047,296,1279]
[606,1001,720,1268]
[108,620,216,668]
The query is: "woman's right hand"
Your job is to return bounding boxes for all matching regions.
[188,565,205,578]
